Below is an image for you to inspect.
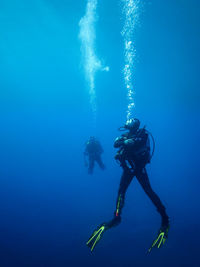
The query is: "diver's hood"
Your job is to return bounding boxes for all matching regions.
[118,118,140,132]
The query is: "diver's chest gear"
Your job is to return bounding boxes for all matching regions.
[86,142,101,155]
[115,128,151,170]
[115,149,142,171]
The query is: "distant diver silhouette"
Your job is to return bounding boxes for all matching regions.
[84,136,105,175]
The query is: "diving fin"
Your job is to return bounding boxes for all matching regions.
[86,224,107,252]
[148,224,170,253]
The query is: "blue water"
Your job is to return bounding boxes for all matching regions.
[0,0,200,266]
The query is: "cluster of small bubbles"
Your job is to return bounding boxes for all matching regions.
[121,0,140,120]
[79,0,109,124]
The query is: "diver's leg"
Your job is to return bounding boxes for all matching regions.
[116,168,134,217]
[136,168,169,226]
[88,157,95,174]
[86,168,134,251]
[108,168,134,228]
[96,155,105,170]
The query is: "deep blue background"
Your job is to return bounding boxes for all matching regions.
[0,0,200,266]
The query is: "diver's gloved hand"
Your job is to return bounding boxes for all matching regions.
[148,224,170,253]
[86,223,108,252]
[124,139,135,146]
[114,136,127,148]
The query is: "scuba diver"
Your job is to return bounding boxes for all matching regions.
[84,136,105,174]
[86,119,169,252]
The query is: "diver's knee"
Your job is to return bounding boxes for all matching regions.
[142,186,151,195]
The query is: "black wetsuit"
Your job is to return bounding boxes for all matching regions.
[109,128,169,227]
[84,140,105,174]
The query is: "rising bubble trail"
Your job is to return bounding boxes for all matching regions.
[121,0,140,120]
[79,0,109,125]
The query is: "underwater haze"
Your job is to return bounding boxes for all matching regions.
[0,0,200,266]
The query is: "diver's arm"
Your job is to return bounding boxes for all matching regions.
[114,136,127,148]
[124,138,135,146]
[84,145,88,155]
[124,131,148,147]
[84,146,89,166]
